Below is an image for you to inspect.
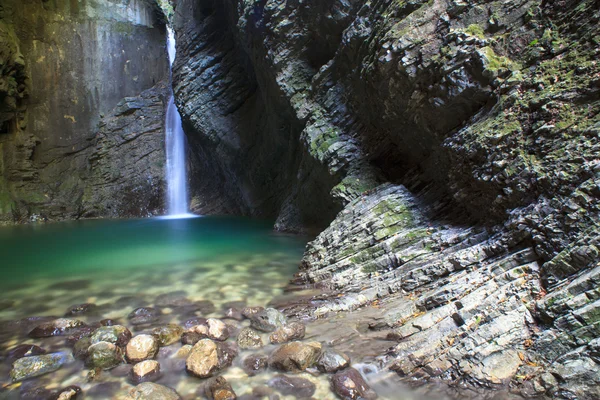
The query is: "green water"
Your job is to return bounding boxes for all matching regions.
[0,216,307,286]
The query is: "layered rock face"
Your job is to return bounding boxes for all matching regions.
[172,0,600,397]
[0,0,169,222]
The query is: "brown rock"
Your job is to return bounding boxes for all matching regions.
[269,341,321,372]
[126,334,159,363]
[269,322,306,344]
[152,324,184,346]
[205,376,237,400]
[242,354,268,377]
[237,327,263,349]
[331,368,377,399]
[29,319,86,338]
[131,360,161,384]
[188,319,229,341]
[185,339,236,378]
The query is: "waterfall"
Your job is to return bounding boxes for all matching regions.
[165,27,190,217]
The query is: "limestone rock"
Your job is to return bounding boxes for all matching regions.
[128,382,181,400]
[131,360,161,384]
[317,349,350,373]
[331,368,377,400]
[269,322,305,344]
[126,334,159,363]
[268,341,322,372]
[152,324,184,346]
[10,352,74,382]
[185,339,236,378]
[237,327,263,349]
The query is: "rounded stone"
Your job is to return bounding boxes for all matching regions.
[188,318,229,341]
[128,382,181,400]
[90,325,132,347]
[126,334,159,363]
[186,339,235,378]
[242,354,268,377]
[331,368,377,399]
[131,360,161,384]
[317,348,350,373]
[152,324,184,346]
[237,327,263,349]
[268,341,322,372]
[28,318,86,338]
[86,341,123,370]
[249,308,287,332]
[268,374,316,398]
[269,322,306,344]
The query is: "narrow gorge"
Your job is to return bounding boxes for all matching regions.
[0,0,598,399]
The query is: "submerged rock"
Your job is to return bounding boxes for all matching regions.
[128,382,181,400]
[249,308,287,333]
[317,349,350,373]
[155,291,192,307]
[242,354,268,376]
[29,318,86,338]
[90,325,132,348]
[85,341,123,370]
[223,307,243,321]
[152,324,184,346]
[64,303,97,317]
[204,376,237,400]
[268,374,316,398]
[10,352,74,382]
[186,339,236,378]
[187,319,229,341]
[6,344,46,361]
[181,332,202,345]
[268,341,322,372]
[131,360,161,384]
[269,322,305,344]
[126,334,159,363]
[54,386,82,400]
[128,307,160,326]
[73,337,92,360]
[331,368,377,400]
[237,327,263,349]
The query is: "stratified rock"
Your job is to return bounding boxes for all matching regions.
[186,339,236,378]
[268,341,322,372]
[131,360,161,384]
[237,327,263,349]
[29,319,85,338]
[331,368,377,400]
[126,334,159,363]
[90,325,132,347]
[268,374,316,398]
[269,322,305,344]
[85,341,123,370]
[187,319,229,341]
[54,386,82,400]
[128,307,159,326]
[127,382,181,400]
[249,308,287,333]
[6,344,46,361]
[10,352,74,382]
[64,303,97,317]
[242,355,268,377]
[155,291,192,307]
[317,349,350,373]
[152,324,184,346]
[204,376,237,400]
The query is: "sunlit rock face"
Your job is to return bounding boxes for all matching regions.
[172,0,600,396]
[0,0,169,221]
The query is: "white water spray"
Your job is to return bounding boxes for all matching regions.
[165,27,191,217]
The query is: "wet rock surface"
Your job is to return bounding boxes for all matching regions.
[237,328,263,350]
[29,318,86,338]
[152,324,184,346]
[131,360,161,384]
[269,322,306,344]
[249,308,287,333]
[126,334,159,363]
[204,376,237,400]
[269,341,322,373]
[317,349,350,373]
[185,339,235,378]
[268,374,316,398]
[128,382,181,400]
[85,341,123,370]
[331,368,378,400]
[242,354,268,377]
[10,352,74,382]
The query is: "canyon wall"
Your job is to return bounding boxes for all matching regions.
[172,0,600,397]
[0,0,169,222]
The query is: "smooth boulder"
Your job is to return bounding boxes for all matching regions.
[186,339,236,378]
[127,382,181,400]
[126,334,159,363]
[131,360,161,384]
[331,368,377,400]
[90,325,132,347]
[10,352,74,382]
[29,318,85,338]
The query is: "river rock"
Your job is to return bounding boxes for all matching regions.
[128,307,160,325]
[317,349,350,373]
[73,336,92,359]
[54,386,82,400]
[152,324,184,346]
[188,318,229,341]
[64,303,97,316]
[181,332,202,345]
[204,376,237,400]
[237,327,263,349]
[7,344,46,361]
[131,360,161,384]
[186,339,236,378]
[268,374,316,398]
[86,341,123,370]
[155,291,192,307]
[90,325,132,347]
[242,354,268,376]
[127,382,181,400]
[29,318,86,338]
[242,306,264,319]
[65,326,96,346]
[331,368,377,400]
[249,308,287,332]
[183,317,207,329]
[268,341,322,372]
[223,307,243,321]
[10,352,74,382]
[126,334,159,363]
[269,322,305,344]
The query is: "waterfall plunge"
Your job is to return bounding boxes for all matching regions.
[165,27,191,217]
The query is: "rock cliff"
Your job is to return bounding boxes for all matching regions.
[172,0,600,397]
[0,0,169,222]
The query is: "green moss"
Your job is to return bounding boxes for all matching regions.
[479,46,520,72]
[466,24,485,39]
